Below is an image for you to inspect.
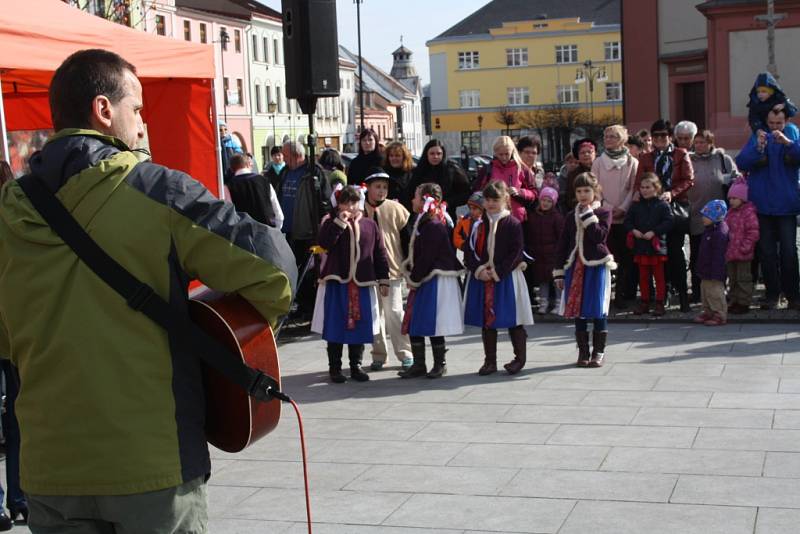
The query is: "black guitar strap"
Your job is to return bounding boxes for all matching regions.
[16,174,277,401]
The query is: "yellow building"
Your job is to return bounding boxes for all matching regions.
[426,0,621,160]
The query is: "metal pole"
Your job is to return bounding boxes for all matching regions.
[271,114,277,150]
[220,29,228,124]
[356,0,365,132]
[0,73,9,163]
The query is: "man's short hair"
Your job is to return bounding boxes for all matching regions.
[229,153,249,171]
[769,107,788,120]
[283,141,306,158]
[49,49,137,131]
[675,120,698,138]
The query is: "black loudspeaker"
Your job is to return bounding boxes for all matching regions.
[282,0,340,114]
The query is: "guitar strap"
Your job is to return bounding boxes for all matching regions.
[16,174,275,400]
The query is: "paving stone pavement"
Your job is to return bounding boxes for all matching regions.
[9,323,800,533]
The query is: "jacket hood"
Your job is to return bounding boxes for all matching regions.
[0,129,136,246]
[750,72,786,99]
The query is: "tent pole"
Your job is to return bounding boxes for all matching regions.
[0,73,9,162]
[210,79,225,199]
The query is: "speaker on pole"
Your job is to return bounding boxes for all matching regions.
[281,0,341,116]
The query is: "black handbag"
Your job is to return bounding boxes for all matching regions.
[670,199,690,223]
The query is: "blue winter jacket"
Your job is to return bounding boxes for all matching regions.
[736,133,800,216]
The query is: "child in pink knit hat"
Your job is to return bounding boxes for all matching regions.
[725,180,759,314]
[524,187,565,313]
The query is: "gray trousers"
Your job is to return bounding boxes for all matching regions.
[27,477,207,534]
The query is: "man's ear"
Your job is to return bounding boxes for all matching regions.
[90,95,113,130]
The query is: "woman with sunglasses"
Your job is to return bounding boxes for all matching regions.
[633,119,695,312]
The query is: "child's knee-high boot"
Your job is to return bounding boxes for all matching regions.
[504,326,527,375]
[399,340,427,378]
[327,343,346,383]
[590,331,607,368]
[478,328,498,375]
[348,344,370,381]
[575,331,591,367]
[427,340,448,378]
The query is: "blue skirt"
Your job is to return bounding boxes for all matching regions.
[464,270,533,329]
[313,281,377,344]
[560,263,612,319]
[406,275,463,337]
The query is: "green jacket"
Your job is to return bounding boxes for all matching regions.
[0,130,296,496]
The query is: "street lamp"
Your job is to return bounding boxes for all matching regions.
[354,0,365,132]
[217,28,230,124]
[575,59,607,124]
[477,115,483,154]
[268,100,278,150]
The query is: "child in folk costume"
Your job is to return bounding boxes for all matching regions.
[311,185,390,383]
[525,186,565,314]
[554,172,616,367]
[624,173,673,316]
[465,181,534,376]
[725,181,759,314]
[400,183,464,379]
[361,167,414,371]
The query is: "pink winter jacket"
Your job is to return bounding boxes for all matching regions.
[725,202,760,262]
[476,159,537,221]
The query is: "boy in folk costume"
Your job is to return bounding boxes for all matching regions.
[361,167,414,371]
[311,185,390,383]
[400,183,464,379]
[465,181,534,375]
[554,172,617,367]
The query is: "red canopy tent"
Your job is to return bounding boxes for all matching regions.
[0,0,222,195]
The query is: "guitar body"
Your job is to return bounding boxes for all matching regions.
[188,290,281,453]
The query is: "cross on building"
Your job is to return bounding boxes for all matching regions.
[755,0,787,78]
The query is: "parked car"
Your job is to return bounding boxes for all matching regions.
[449,155,490,183]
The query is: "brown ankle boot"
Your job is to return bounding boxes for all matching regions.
[576,331,591,367]
[504,326,527,375]
[589,331,607,367]
[478,328,498,375]
[653,300,666,316]
[633,300,650,315]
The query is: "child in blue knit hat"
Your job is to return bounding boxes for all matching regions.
[695,200,729,326]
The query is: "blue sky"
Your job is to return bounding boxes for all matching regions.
[259,0,491,85]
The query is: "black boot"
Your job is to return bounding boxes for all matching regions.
[576,331,591,367]
[399,340,427,378]
[327,343,346,383]
[427,341,448,378]
[504,326,527,375]
[348,344,370,381]
[590,331,608,368]
[478,328,498,375]
[679,292,690,313]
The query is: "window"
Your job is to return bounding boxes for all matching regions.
[461,131,480,155]
[276,86,283,113]
[606,82,622,101]
[604,41,621,61]
[155,15,165,36]
[263,37,270,64]
[557,85,580,104]
[255,84,262,113]
[223,77,229,105]
[234,30,241,53]
[199,23,207,43]
[273,39,280,64]
[507,87,530,106]
[183,20,191,41]
[457,51,479,70]
[266,85,273,111]
[236,79,243,106]
[459,89,480,108]
[506,48,528,67]
[252,34,259,61]
[220,27,227,50]
[555,44,578,64]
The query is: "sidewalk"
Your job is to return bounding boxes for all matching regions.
[205,322,800,533]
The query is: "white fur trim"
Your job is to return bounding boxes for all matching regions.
[333,217,348,229]
[557,205,616,273]
[581,214,599,228]
[405,269,464,288]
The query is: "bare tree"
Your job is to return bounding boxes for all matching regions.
[495,107,518,136]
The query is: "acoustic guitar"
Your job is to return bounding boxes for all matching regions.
[188,290,282,453]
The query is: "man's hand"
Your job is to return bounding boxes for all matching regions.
[612,207,625,220]
[643,231,655,240]
[758,130,768,151]
[660,191,672,203]
[632,229,644,239]
[772,130,792,146]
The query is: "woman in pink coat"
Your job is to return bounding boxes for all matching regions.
[475,135,537,221]
[725,180,760,314]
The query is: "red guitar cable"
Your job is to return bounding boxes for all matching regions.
[271,389,312,534]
